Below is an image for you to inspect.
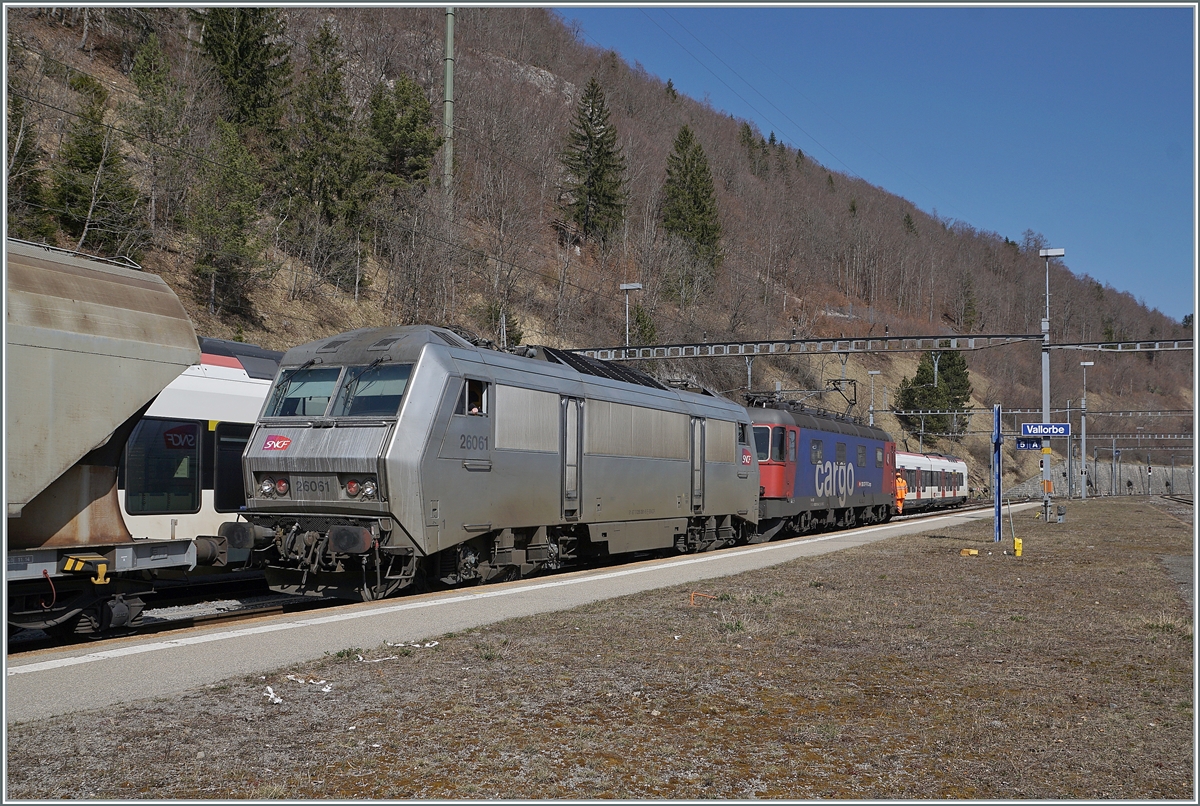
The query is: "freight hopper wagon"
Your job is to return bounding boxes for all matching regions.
[6,239,202,635]
[747,399,896,539]
[221,326,761,601]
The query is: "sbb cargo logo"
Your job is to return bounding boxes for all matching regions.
[163,424,197,450]
[262,435,292,451]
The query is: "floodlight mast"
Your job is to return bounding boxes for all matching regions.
[619,283,643,348]
[1039,247,1065,522]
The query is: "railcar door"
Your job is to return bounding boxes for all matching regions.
[561,397,583,520]
[690,417,705,513]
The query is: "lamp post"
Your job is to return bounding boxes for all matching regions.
[619,283,642,349]
[868,370,881,426]
[1038,247,1064,522]
[1080,361,1093,499]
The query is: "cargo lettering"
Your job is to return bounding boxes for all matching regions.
[263,435,292,451]
[814,461,856,506]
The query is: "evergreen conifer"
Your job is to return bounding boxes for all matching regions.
[6,90,55,240]
[51,74,142,255]
[559,77,627,242]
[198,8,291,131]
[895,351,973,440]
[661,125,721,268]
[367,74,442,190]
[189,120,264,315]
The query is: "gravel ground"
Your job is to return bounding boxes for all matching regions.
[5,497,1193,799]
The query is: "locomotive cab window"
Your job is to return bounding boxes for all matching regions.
[787,430,797,462]
[330,362,413,417]
[810,439,823,464]
[264,366,342,418]
[123,418,201,515]
[753,426,770,461]
[875,447,884,468]
[856,445,867,467]
[771,427,786,462]
[835,442,847,464]
[737,423,749,445]
[454,378,489,416]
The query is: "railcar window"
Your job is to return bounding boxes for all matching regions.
[214,423,253,512]
[835,442,846,464]
[875,447,884,468]
[454,378,490,416]
[124,418,201,515]
[856,445,867,467]
[810,439,823,464]
[787,430,797,462]
[331,363,413,417]
[771,427,785,462]
[264,366,342,417]
[753,426,770,461]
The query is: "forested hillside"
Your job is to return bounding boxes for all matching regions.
[6,7,1191,481]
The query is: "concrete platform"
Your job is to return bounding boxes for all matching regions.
[5,504,1034,724]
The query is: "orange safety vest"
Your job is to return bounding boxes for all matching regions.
[895,475,908,509]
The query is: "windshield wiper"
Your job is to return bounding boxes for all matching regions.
[339,356,390,414]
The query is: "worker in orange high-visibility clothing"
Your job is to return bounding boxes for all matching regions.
[894,471,908,515]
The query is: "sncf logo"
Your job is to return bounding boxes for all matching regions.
[741,448,753,465]
[262,435,292,451]
[163,424,197,450]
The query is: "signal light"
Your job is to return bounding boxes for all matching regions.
[259,478,275,497]
[275,477,290,495]
[361,479,378,499]
[345,479,360,497]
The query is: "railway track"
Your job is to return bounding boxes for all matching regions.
[6,579,339,655]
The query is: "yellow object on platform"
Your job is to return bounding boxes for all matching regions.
[1014,537,1023,557]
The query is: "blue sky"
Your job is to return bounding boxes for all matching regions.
[555,5,1196,324]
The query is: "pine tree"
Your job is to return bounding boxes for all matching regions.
[286,22,367,225]
[6,89,56,240]
[51,74,143,255]
[661,125,721,268]
[894,351,972,440]
[559,77,627,242]
[367,74,442,190]
[197,8,291,131]
[188,120,263,315]
[129,32,187,232]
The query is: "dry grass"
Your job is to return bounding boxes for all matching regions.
[6,497,1193,799]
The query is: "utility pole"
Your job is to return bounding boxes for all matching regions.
[1070,398,1080,496]
[1039,247,1064,522]
[442,7,455,198]
[1080,361,1092,499]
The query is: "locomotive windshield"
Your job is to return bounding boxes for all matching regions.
[330,362,413,417]
[264,366,342,417]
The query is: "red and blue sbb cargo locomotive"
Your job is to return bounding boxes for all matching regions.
[747,399,898,540]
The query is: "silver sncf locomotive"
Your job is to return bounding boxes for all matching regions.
[221,326,760,600]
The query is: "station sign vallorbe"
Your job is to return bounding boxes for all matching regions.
[1021,423,1071,437]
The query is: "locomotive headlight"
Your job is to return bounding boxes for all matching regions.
[345,479,361,497]
[259,478,276,497]
[361,479,378,499]
[274,477,290,496]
